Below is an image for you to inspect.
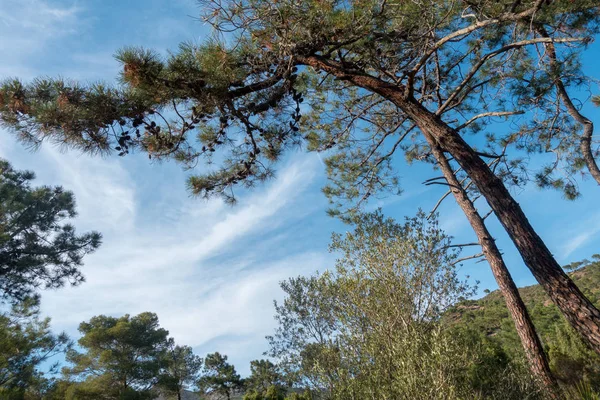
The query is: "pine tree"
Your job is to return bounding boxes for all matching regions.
[244,360,286,399]
[0,297,71,395]
[0,159,101,302]
[158,345,203,400]
[431,146,558,393]
[63,312,171,399]
[198,352,242,400]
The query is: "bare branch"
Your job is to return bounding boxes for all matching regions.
[443,242,480,249]
[438,36,586,115]
[451,252,485,266]
[410,0,548,82]
[456,110,525,131]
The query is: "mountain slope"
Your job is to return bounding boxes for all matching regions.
[445,259,600,385]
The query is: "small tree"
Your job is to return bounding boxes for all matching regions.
[158,345,203,400]
[0,297,71,396]
[246,360,284,393]
[266,275,338,391]
[0,159,101,302]
[197,352,242,400]
[243,360,286,399]
[64,312,171,399]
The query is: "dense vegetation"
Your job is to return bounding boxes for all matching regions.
[447,257,600,391]
[4,256,599,400]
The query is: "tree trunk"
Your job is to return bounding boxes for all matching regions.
[300,54,600,355]
[402,98,600,353]
[428,139,559,396]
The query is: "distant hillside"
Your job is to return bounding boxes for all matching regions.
[446,260,600,341]
[445,259,600,385]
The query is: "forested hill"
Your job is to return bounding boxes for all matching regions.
[445,258,600,385]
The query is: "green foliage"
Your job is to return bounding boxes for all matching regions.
[198,352,242,399]
[244,385,286,400]
[572,380,600,400]
[266,274,338,388]
[158,345,203,398]
[268,211,536,399]
[64,312,172,399]
[283,391,312,400]
[2,0,598,205]
[0,297,71,396]
[0,158,101,302]
[244,359,285,396]
[329,210,476,320]
[447,258,600,393]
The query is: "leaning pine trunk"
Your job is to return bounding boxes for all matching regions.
[301,54,600,357]
[429,140,559,397]
[402,98,600,353]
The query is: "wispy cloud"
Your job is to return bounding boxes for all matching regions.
[0,0,85,79]
[559,212,600,259]
[0,133,328,374]
[0,0,80,37]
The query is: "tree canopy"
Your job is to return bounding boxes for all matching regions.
[0,297,71,397]
[64,312,171,399]
[197,352,242,400]
[158,344,203,400]
[245,359,285,394]
[0,159,101,302]
[0,1,597,201]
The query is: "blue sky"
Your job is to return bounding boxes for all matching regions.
[1,0,599,376]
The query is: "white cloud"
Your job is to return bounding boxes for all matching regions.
[0,0,82,77]
[0,125,330,372]
[162,252,329,348]
[0,0,80,37]
[1,135,329,370]
[560,212,600,259]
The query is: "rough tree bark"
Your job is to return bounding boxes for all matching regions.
[298,54,600,356]
[404,97,600,353]
[428,139,559,396]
